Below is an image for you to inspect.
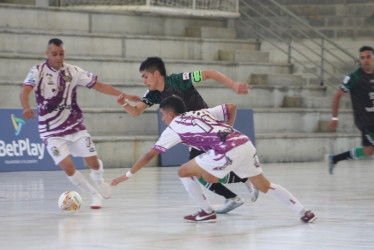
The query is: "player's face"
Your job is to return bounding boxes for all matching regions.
[359,50,374,73]
[140,70,159,90]
[46,43,65,70]
[160,108,175,126]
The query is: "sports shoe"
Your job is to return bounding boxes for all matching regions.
[325,154,335,175]
[184,209,216,223]
[215,196,244,214]
[95,181,112,199]
[300,210,317,223]
[244,179,259,202]
[90,193,103,209]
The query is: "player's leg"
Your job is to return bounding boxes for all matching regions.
[69,130,112,199]
[327,129,374,174]
[190,148,244,214]
[85,156,112,199]
[178,159,216,222]
[58,155,103,209]
[45,137,103,209]
[249,173,316,223]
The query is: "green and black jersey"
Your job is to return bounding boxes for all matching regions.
[340,67,374,130]
[142,71,208,111]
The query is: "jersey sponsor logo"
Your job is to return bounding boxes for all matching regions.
[192,71,202,83]
[183,72,190,80]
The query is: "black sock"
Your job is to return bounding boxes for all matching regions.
[226,172,248,183]
[205,183,237,199]
[333,151,352,164]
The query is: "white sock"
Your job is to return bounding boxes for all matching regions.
[267,183,306,216]
[68,171,97,196]
[180,176,213,213]
[90,159,104,183]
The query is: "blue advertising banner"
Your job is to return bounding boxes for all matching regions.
[0,109,84,172]
[158,109,256,166]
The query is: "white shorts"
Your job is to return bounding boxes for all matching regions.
[195,141,263,179]
[45,130,97,165]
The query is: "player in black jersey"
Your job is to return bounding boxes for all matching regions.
[327,46,374,174]
[118,57,258,213]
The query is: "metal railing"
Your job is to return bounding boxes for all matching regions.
[238,0,357,87]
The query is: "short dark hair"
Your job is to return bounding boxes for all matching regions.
[160,95,187,115]
[139,57,167,76]
[48,38,64,47]
[359,46,374,54]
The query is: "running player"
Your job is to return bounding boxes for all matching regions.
[326,46,374,174]
[111,96,317,223]
[20,38,140,208]
[119,56,258,214]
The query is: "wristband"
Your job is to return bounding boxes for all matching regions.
[331,117,338,121]
[126,170,133,178]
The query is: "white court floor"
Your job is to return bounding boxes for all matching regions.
[1,160,374,250]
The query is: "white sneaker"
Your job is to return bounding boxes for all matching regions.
[96,181,112,199]
[215,196,244,214]
[244,179,259,202]
[91,193,103,209]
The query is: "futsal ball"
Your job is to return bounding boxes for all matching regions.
[58,191,82,212]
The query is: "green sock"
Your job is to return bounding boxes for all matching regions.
[351,147,365,159]
[198,174,229,185]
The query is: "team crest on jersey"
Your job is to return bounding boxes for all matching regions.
[63,75,72,82]
[183,72,190,80]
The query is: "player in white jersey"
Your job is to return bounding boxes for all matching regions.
[20,38,140,209]
[111,96,317,223]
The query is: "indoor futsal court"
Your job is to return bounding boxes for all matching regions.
[1,160,373,249]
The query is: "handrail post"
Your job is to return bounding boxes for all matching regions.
[287,16,292,64]
[320,38,325,86]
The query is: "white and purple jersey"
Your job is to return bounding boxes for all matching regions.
[153,104,249,154]
[23,60,97,139]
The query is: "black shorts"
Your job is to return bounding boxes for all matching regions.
[361,127,374,147]
[189,147,204,160]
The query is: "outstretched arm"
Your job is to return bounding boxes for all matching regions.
[202,70,251,94]
[328,88,345,130]
[92,81,141,102]
[117,93,148,117]
[111,149,160,186]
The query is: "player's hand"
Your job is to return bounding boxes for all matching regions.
[233,82,251,94]
[328,120,338,130]
[117,93,126,106]
[22,108,37,119]
[125,94,141,103]
[111,175,128,186]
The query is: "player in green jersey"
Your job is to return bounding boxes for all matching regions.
[118,57,258,213]
[327,46,374,174]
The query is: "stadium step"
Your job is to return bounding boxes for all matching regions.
[92,132,360,167]
[0,53,292,83]
[0,29,260,61]
[219,50,269,63]
[1,80,335,109]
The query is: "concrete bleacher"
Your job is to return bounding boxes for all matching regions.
[0,3,360,167]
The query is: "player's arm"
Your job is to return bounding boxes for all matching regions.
[111,149,159,186]
[92,81,141,102]
[201,70,251,94]
[328,88,346,130]
[20,85,37,119]
[117,93,148,117]
[226,103,237,126]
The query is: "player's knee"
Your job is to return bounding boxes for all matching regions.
[364,146,374,156]
[178,166,187,178]
[202,173,218,183]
